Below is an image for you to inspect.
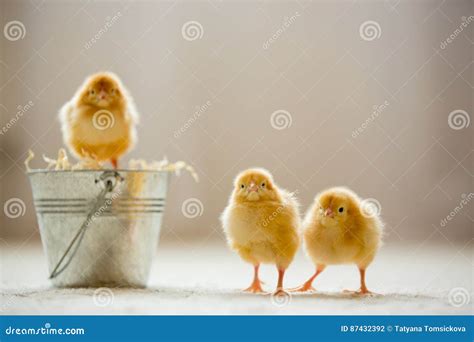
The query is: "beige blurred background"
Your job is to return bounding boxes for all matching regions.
[1,0,472,246]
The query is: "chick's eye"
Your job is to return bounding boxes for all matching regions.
[240,184,245,189]
[338,207,344,213]
[261,182,265,187]
[90,89,95,95]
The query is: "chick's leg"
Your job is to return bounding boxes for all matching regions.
[273,268,288,296]
[244,264,265,293]
[291,264,325,292]
[344,267,375,295]
[358,268,371,294]
[111,158,118,169]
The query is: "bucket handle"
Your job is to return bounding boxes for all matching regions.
[49,171,123,279]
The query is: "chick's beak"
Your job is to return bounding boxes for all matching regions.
[99,89,108,100]
[247,182,259,192]
[324,208,334,218]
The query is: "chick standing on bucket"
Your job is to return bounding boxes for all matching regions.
[221,168,300,295]
[294,187,383,295]
[59,72,138,168]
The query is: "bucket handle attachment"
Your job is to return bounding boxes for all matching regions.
[49,171,124,279]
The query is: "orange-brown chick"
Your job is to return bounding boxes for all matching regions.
[221,168,300,295]
[59,72,138,168]
[295,187,383,295]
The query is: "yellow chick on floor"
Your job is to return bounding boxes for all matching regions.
[221,168,300,295]
[294,187,383,295]
[59,72,138,168]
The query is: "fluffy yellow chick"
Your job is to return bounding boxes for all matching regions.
[59,72,138,168]
[295,187,383,295]
[221,168,300,295]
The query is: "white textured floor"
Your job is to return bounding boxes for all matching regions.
[0,239,472,315]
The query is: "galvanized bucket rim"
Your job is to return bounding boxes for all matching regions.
[27,169,169,175]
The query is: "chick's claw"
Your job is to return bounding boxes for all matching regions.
[343,288,377,296]
[343,268,379,296]
[243,281,266,294]
[290,283,316,293]
[290,266,324,293]
[273,288,290,297]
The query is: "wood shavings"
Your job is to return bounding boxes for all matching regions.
[129,158,199,182]
[24,150,35,172]
[25,148,199,182]
[128,159,149,170]
[43,148,72,170]
[71,150,103,170]
[26,148,102,171]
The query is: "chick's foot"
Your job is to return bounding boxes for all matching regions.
[243,280,266,294]
[343,288,377,296]
[273,288,290,296]
[290,282,316,293]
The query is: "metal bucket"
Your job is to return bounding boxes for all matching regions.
[27,169,168,288]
